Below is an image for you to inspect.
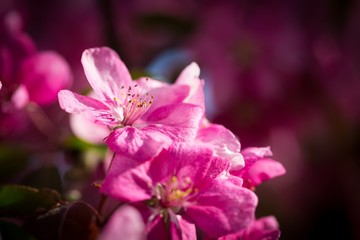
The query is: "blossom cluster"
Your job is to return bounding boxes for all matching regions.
[0,12,71,138]
[2,1,359,238]
[58,47,285,239]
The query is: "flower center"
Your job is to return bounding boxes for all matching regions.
[111,81,153,127]
[147,176,198,213]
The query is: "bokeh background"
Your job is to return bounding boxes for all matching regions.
[1,0,360,239]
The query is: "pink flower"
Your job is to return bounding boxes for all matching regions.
[0,12,72,137]
[58,47,204,161]
[230,147,286,189]
[19,51,72,106]
[219,216,280,240]
[0,12,72,107]
[101,145,258,238]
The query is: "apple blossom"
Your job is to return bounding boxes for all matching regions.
[101,146,258,238]
[58,47,204,161]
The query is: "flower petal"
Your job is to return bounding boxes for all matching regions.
[101,155,153,202]
[175,62,205,108]
[243,216,280,240]
[81,47,132,101]
[170,215,196,240]
[143,84,190,119]
[146,215,168,240]
[220,216,280,240]
[231,147,286,188]
[147,145,215,186]
[135,76,167,91]
[145,103,204,142]
[70,113,110,144]
[186,178,258,238]
[197,123,244,170]
[234,158,286,188]
[58,90,109,114]
[106,126,172,161]
[11,84,29,109]
[175,62,200,86]
[241,147,273,159]
[99,205,145,240]
[58,90,114,126]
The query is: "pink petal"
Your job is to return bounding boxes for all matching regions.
[220,216,280,240]
[175,62,200,86]
[106,126,172,161]
[175,62,205,108]
[205,155,233,180]
[231,147,286,188]
[173,147,220,185]
[196,124,244,170]
[145,212,196,240]
[11,84,29,109]
[244,216,280,240]
[145,103,203,142]
[237,158,286,188]
[185,78,205,110]
[101,156,153,202]
[99,205,145,240]
[142,84,190,119]
[70,113,110,144]
[105,152,146,179]
[241,147,273,159]
[58,90,113,125]
[147,145,216,186]
[81,47,132,101]
[134,76,167,92]
[170,215,196,240]
[146,215,168,240]
[186,178,258,238]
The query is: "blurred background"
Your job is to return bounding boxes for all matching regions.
[1,0,360,239]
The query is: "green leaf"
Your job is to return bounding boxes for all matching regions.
[0,185,60,217]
